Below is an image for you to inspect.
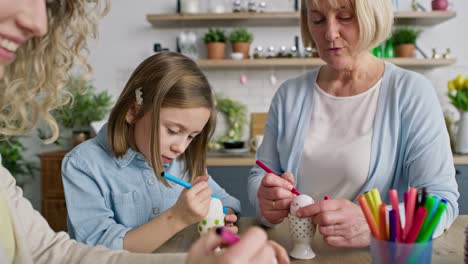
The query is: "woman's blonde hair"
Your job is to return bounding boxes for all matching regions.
[0,0,109,142]
[301,0,393,52]
[107,52,216,186]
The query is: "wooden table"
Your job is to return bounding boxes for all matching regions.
[156,215,467,263]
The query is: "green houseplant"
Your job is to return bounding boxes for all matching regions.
[390,27,420,58]
[203,28,227,60]
[0,137,35,185]
[216,95,248,149]
[229,28,254,60]
[52,76,113,146]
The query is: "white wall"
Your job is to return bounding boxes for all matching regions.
[87,0,468,140]
[21,0,468,209]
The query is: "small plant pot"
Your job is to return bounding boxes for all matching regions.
[207,42,226,60]
[223,141,245,149]
[395,44,415,58]
[232,42,251,60]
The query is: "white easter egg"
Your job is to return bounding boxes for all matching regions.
[290,194,314,216]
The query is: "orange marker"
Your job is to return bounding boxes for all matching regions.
[358,195,380,239]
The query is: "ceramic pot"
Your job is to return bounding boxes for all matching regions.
[395,44,415,58]
[232,42,251,60]
[456,111,468,154]
[432,0,449,11]
[207,42,226,60]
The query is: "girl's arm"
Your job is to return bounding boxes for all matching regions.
[124,177,213,253]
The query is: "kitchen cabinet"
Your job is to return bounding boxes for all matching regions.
[455,165,468,214]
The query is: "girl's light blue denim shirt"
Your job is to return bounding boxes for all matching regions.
[62,124,241,250]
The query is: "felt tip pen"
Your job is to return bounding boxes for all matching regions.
[255,160,301,195]
[215,227,240,245]
[162,172,219,200]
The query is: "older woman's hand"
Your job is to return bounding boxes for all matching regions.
[296,198,370,247]
[257,172,297,224]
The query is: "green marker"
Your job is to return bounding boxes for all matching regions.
[419,195,437,236]
[416,201,447,242]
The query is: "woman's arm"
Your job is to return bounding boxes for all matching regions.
[1,165,186,263]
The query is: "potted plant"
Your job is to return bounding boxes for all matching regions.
[216,95,248,149]
[203,28,227,60]
[229,28,254,60]
[0,136,35,186]
[448,74,468,154]
[52,76,113,146]
[390,27,420,58]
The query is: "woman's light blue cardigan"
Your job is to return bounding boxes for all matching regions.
[248,62,459,236]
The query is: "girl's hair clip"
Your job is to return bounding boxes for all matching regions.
[135,87,143,105]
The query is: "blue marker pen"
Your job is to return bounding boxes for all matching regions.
[162,172,220,200]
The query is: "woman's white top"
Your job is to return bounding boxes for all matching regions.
[297,78,382,200]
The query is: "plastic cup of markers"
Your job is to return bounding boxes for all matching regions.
[370,236,432,264]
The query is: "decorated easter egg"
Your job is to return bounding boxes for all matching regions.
[290,194,315,216]
[198,197,225,235]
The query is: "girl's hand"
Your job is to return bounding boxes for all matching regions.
[257,172,296,224]
[187,227,290,264]
[296,198,370,247]
[224,210,238,234]
[171,175,213,226]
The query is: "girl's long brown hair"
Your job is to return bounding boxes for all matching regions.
[107,52,216,185]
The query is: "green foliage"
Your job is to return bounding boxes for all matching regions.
[53,76,113,130]
[203,28,227,44]
[229,28,254,43]
[448,89,468,112]
[0,137,34,182]
[391,27,420,46]
[216,95,248,142]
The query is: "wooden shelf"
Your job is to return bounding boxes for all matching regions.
[195,58,456,69]
[394,11,456,26]
[146,12,299,28]
[146,11,456,28]
[207,155,255,166]
[454,155,468,165]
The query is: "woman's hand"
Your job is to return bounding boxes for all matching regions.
[224,209,238,234]
[187,227,290,264]
[257,172,296,224]
[171,175,212,226]
[296,198,370,247]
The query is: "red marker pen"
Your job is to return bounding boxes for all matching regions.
[256,160,300,195]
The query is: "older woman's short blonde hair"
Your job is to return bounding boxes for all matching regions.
[301,0,394,51]
[0,0,109,142]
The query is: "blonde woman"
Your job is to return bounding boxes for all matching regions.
[62,52,241,253]
[249,0,459,248]
[0,1,288,263]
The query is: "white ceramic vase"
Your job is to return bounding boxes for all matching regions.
[456,111,468,154]
[288,214,316,259]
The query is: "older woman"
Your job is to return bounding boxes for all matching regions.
[0,1,288,263]
[249,0,459,248]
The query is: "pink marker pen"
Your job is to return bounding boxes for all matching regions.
[216,227,240,245]
[256,160,301,195]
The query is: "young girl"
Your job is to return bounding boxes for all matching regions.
[61,52,241,253]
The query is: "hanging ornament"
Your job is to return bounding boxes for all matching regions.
[269,70,277,86]
[240,73,248,85]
